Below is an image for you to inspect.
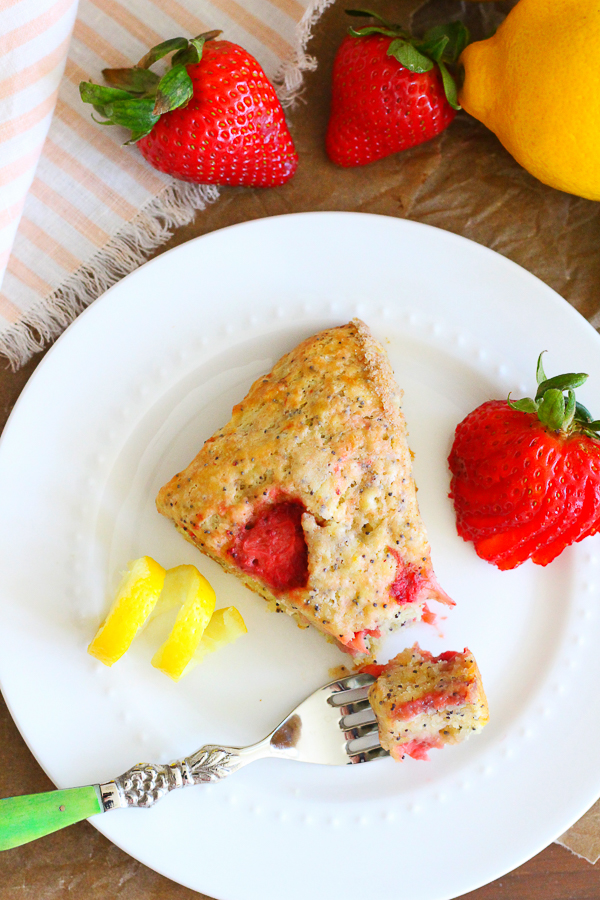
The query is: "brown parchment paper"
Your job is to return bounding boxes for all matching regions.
[557,799,600,864]
[3,0,600,895]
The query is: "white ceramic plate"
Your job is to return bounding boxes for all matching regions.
[1,212,600,900]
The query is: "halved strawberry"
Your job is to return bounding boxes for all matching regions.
[449,354,600,569]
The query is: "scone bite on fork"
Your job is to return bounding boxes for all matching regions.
[366,644,489,761]
[156,319,452,659]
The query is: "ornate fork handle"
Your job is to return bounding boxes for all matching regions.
[99,742,262,810]
[0,676,374,851]
[0,740,274,850]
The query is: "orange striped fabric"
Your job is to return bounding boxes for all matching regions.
[0,0,331,365]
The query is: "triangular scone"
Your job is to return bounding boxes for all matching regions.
[156,319,452,658]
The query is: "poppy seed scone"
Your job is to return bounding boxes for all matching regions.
[367,644,489,760]
[156,319,452,657]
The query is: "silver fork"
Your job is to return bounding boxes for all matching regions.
[0,672,386,851]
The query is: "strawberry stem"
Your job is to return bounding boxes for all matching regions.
[344,10,470,110]
[80,31,222,143]
[507,352,595,435]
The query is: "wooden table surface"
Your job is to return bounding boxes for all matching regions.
[3,0,600,896]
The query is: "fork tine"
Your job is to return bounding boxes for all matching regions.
[339,707,377,730]
[328,684,372,707]
[334,673,376,689]
[263,671,382,767]
[346,726,381,756]
[359,746,389,762]
[346,730,387,764]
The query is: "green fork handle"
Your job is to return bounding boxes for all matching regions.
[0,785,103,851]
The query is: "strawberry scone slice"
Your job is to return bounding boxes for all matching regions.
[367,644,489,760]
[156,319,452,658]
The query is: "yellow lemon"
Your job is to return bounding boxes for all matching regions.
[459,0,600,200]
[192,606,248,667]
[151,565,216,681]
[88,556,166,666]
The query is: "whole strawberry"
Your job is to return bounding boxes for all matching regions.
[449,355,600,570]
[80,32,297,187]
[326,12,469,167]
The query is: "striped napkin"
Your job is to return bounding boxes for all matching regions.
[0,0,331,368]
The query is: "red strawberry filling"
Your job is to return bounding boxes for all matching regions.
[388,549,453,609]
[435,650,462,663]
[342,628,381,655]
[361,649,463,679]
[360,663,386,678]
[392,685,472,720]
[388,549,427,604]
[391,737,444,762]
[229,501,308,593]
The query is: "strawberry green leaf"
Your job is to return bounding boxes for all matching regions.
[423,22,470,64]
[417,34,449,64]
[581,421,600,438]
[128,127,159,143]
[171,32,219,67]
[80,82,158,142]
[438,61,460,110]
[536,351,547,386]
[563,389,576,430]
[90,114,113,127]
[79,83,133,106]
[535,372,588,399]
[101,97,159,141]
[387,39,433,73]
[171,45,199,67]
[537,388,565,431]
[190,36,207,56]
[137,37,188,69]
[192,29,222,46]
[575,401,593,423]
[101,67,160,94]
[449,21,470,60]
[349,26,403,38]
[80,31,223,144]
[152,64,193,116]
[514,355,597,435]
[507,396,538,414]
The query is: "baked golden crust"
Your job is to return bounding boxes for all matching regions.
[156,319,451,657]
[368,644,489,760]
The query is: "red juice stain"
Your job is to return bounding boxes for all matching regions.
[421,603,437,625]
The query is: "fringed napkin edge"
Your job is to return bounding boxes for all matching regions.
[2,0,336,370]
